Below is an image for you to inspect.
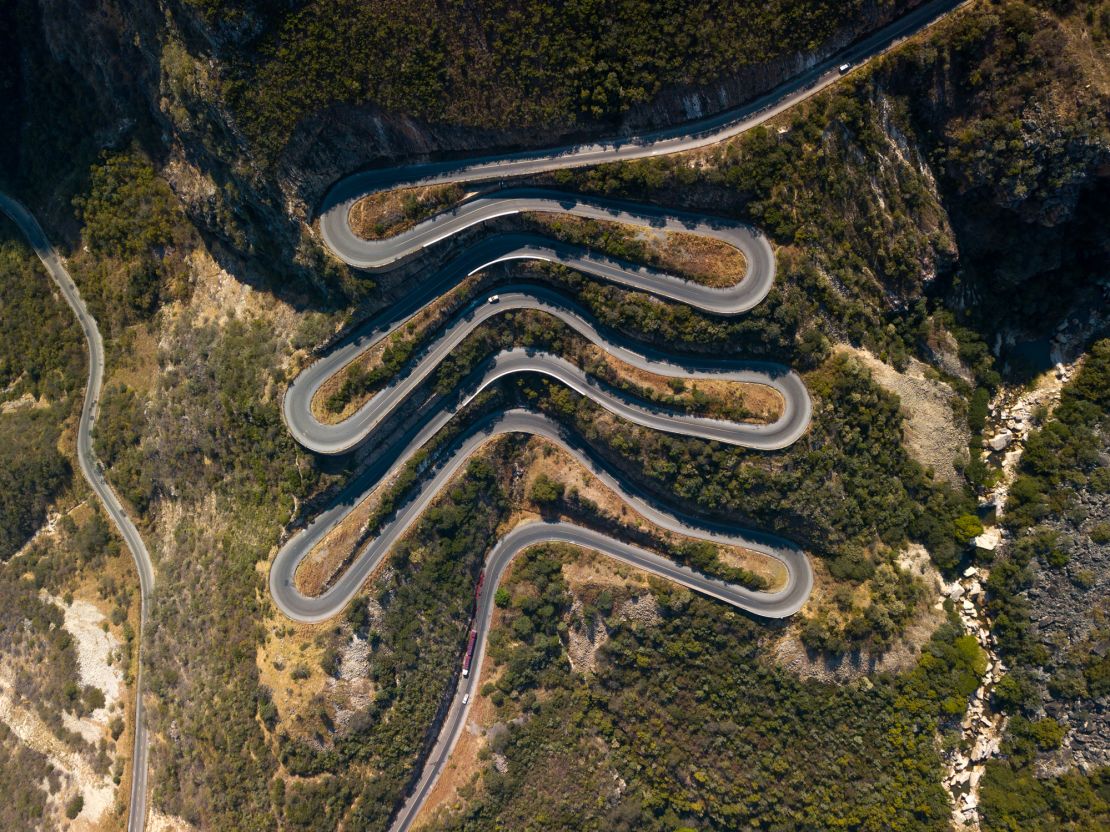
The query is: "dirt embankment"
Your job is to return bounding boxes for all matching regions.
[845,347,969,485]
[348,184,469,240]
[526,212,748,288]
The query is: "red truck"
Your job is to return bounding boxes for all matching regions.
[462,629,478,677]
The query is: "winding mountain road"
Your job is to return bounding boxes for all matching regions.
[273,2,967,828]
[0,193,153,832]
[0,2,964,828]
[276,196,813,617]
[276,180,816,827]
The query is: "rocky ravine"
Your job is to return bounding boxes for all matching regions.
[939,358,1074,828]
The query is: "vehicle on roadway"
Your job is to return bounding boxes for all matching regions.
[462,693,470,705]
[839,62,851,74]
[488,295,499,304]
[462,629,478,676]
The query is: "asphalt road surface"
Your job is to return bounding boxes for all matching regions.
[316,0,964,223]
[0,1,964,828]
[0,193,154,832]
[284,281,810,456]
[274,3,967,828]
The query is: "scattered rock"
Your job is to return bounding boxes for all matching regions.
[987,431,1013,452]
[972,528,1001,553]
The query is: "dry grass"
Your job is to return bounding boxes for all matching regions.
[107,323,160,396]
[521,437,786,589]
[255,615,332,738]
[309,275,481,423]
[586,342,784,423]
[348,184,469,240]
[844,346,968,485]
[411,646,502,829]
[658,230,748,287]
[292,466,405,596]
[1053,9,1110,102]
[312,298,781,427]
[528,212,747,288]
[561,551,653,593]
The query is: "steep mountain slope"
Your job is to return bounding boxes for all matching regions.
[0,0,1105,830]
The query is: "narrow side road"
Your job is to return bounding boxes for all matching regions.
[0,193,153,832]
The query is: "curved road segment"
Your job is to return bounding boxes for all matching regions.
[317,0,963,222]
[0,1,962,829]
[0,193,153,832]
[282,192,816,827]
[275,2,967,828]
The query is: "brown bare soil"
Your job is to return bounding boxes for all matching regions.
[256,615,332,736]
[107,323,160,396]
[527,212,747,288]
[312,299,781,427]
[659,230,749,287]
[521,437,786,589]
[348,184,469,241]
[773,546,947,683]
[412,646,502,828]
[844,346,968,485]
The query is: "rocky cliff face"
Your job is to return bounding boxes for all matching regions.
[1023,477,1110,775]
[15,0,925,270]
[274,0,920,215]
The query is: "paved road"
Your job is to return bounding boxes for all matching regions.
[321,188,775,294]
[279,115,815,832]
[284,281,809,456]
[273,1,967,827]
[316,0,963,222]
[272,408,811,622]
[0,193,153,832]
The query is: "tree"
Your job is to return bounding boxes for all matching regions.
[954,513,984,544]
[529,474,565,506]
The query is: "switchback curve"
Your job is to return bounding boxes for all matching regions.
[276,138,814,832]
[272,1,969,825]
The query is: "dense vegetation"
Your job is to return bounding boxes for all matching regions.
[143,313,319,827]
[213,0,911,160]
[275,456,508,830]
[0,408,73,559]
[1,509,130,723]
[980,761,1110,831]
[522,350,972,652]
[0,0,1102,828]
[976,339,1110,829]
[552,0,1109,370]
[1005,339,1110,532]
[71,150,197,335]
[428,545,986,832]
[0,227,84,559]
